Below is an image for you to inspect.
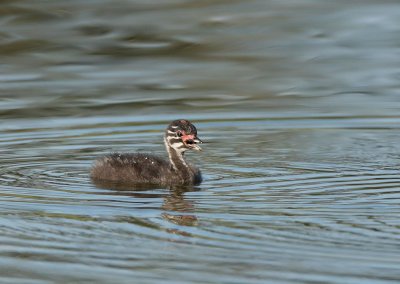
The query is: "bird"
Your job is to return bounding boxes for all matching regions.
[90,119,203,187]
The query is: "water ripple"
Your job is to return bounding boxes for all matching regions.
[2,0,400,282]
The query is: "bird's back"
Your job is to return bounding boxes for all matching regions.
[91,153,172,185]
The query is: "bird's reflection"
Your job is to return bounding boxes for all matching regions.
[93,179,199,228]
[161,188,198,227]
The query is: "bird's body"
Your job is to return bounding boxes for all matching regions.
[90,120,203,186]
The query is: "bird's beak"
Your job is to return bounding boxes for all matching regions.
[192,136,203,151]
[182,134,203,151]
[194,136,203,144]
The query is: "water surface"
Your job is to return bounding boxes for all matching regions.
[1,1,400,283]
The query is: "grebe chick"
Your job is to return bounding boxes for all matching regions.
[90,119,203,186]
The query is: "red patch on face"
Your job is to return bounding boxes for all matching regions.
[182,134,196,142]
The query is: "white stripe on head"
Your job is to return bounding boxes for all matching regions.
[169,141,184,147]
[167,137,186,151]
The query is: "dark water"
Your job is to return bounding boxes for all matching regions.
[1,1,400,283]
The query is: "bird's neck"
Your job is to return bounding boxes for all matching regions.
[164,136,191,175]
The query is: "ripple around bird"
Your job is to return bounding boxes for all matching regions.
[1,114,400,283]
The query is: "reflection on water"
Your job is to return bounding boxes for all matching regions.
[93,180,200,227]
[1,0,400,283]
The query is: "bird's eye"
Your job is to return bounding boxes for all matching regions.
[176,131,183,137]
